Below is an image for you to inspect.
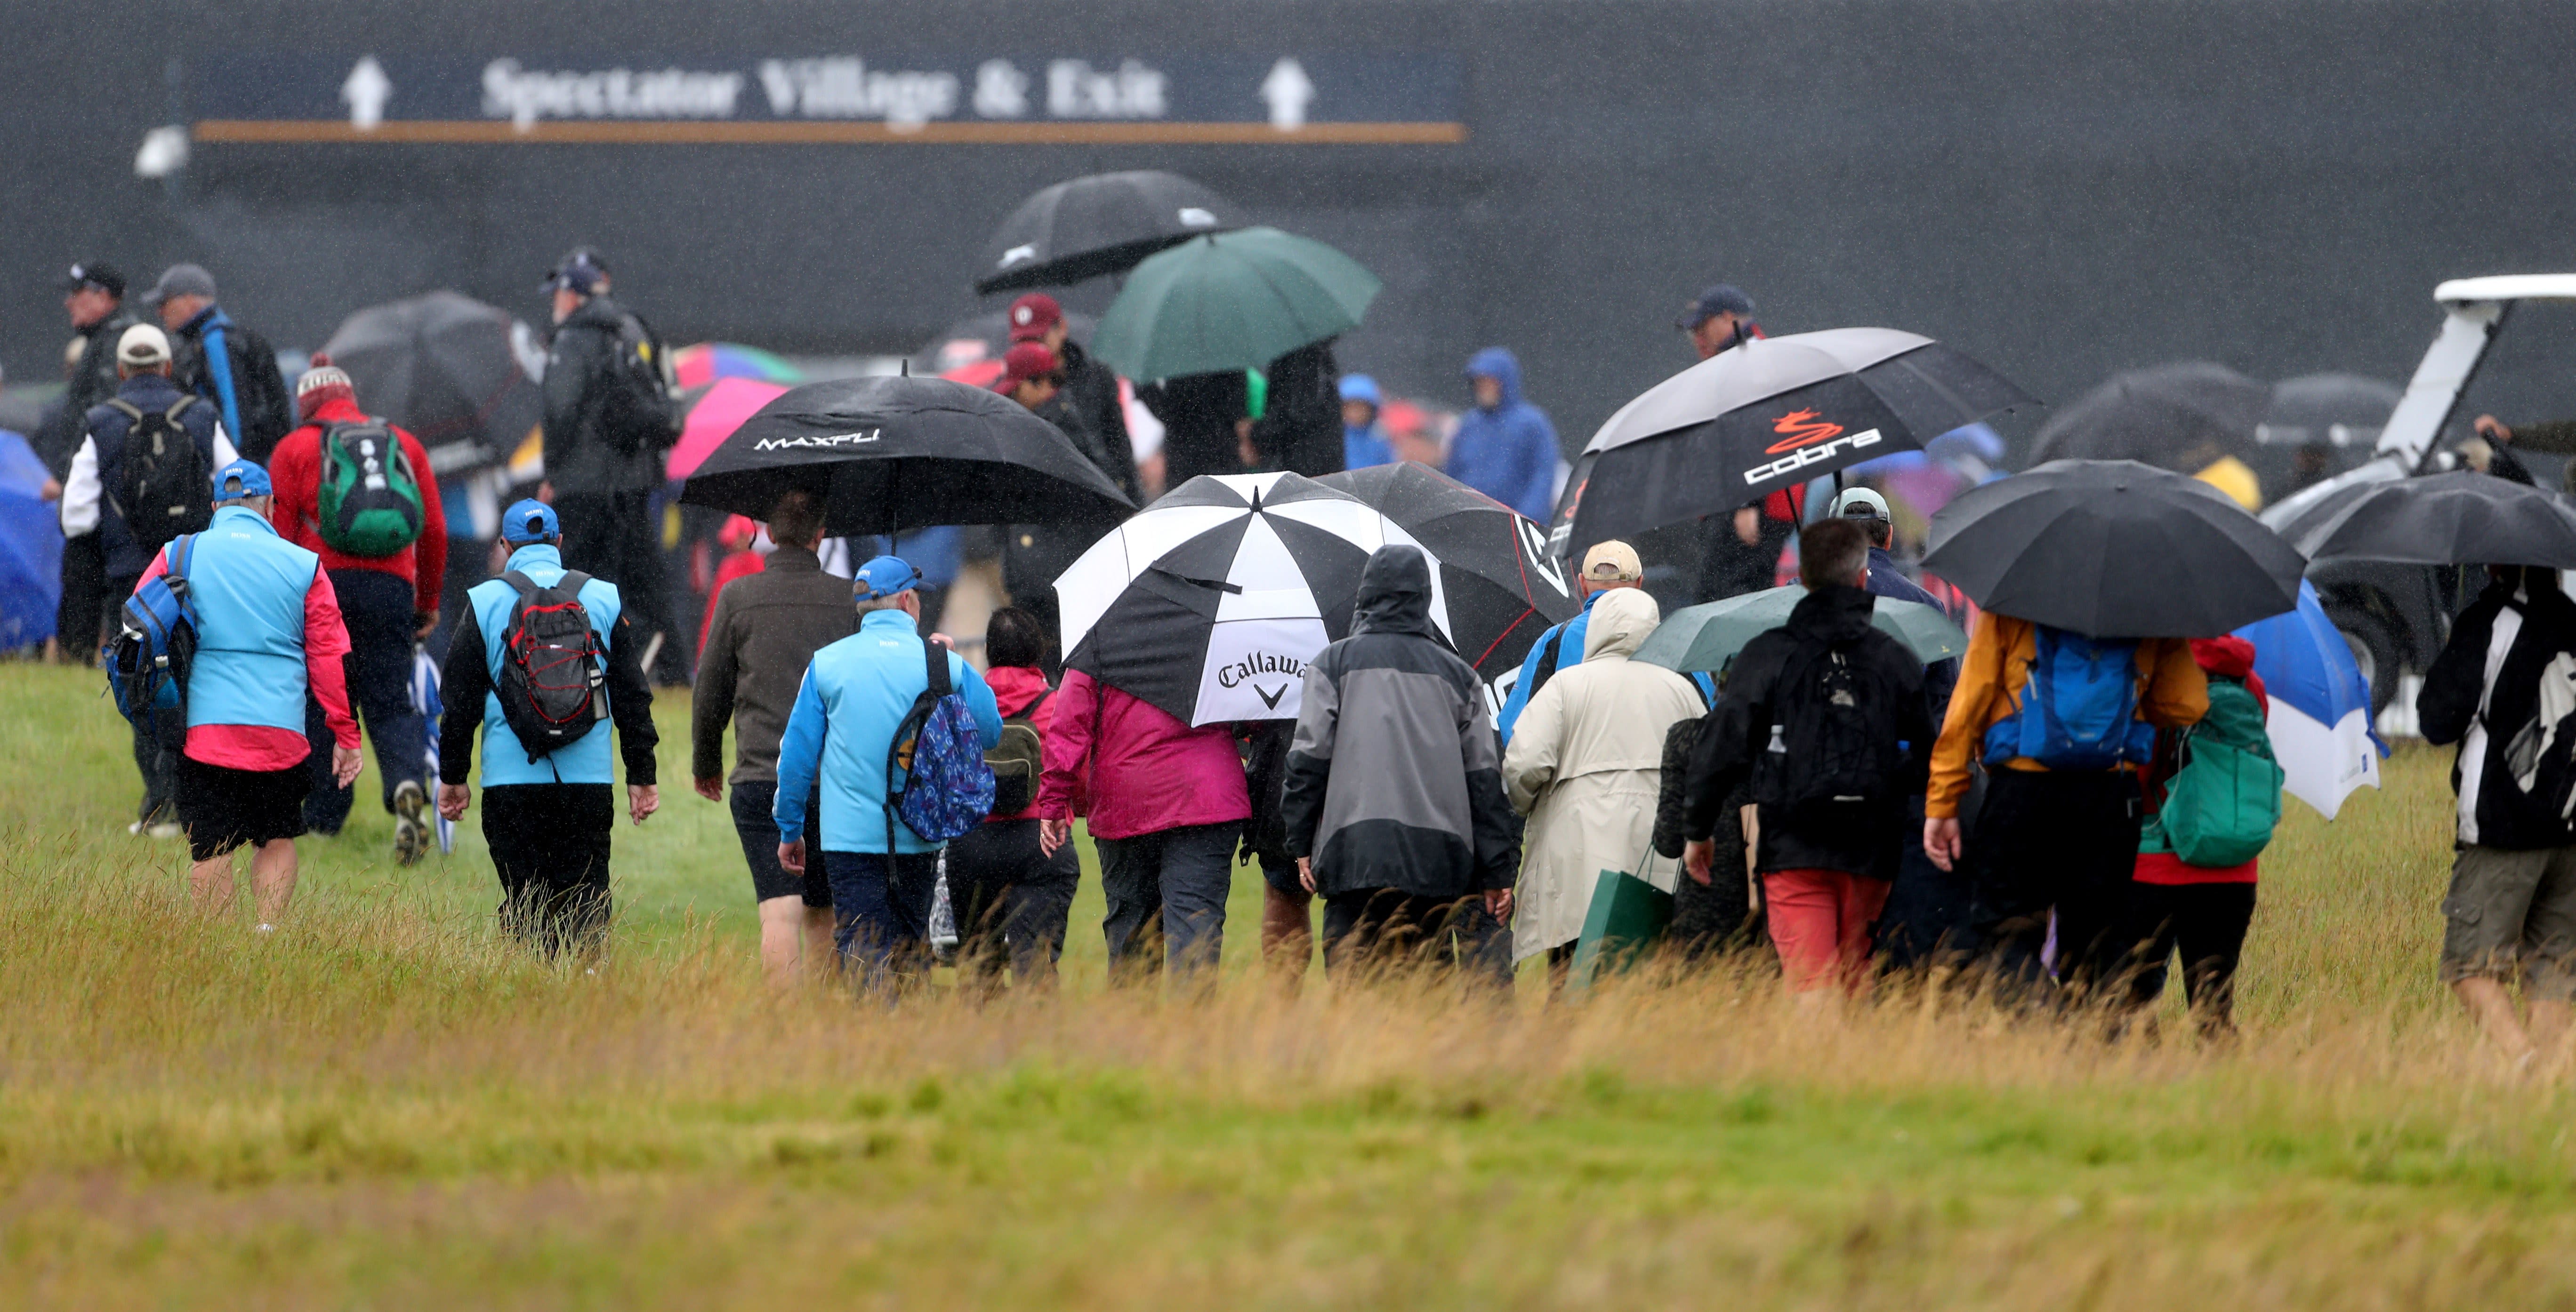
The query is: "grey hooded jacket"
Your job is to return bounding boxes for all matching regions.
[1279,545,1521,899]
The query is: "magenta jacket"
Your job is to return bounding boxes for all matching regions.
[1036,668,1252,840]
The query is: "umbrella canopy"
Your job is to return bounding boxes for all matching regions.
[2259,373,2401,448]
[680,376,1134,536]
[1056,472,1446,725]
[974,170,1240,294]
[666,377,792,481]
[2028,361,2268,470]
[1921,459,2305,639]
[919,308,1102,378]
[1553,328,2031,560]
[1089,227,1381,383]
[2287,471,2576,568]
[1633,584,1967,676]
[2235,580,2383,820]
[1315,461,1579,680]
[671,342,804,390]
[320,291,544,477]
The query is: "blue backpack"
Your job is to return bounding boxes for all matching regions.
[105,535,201,747]
[1983,626,2157,770]
[885,641,995,852]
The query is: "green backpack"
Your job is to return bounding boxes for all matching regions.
[2148,675,2283,868]
[315,419,425,558]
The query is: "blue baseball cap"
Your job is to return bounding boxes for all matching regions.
[211,459,271,500]
[501,498,561,544]
[1338,374,1381,407]
[853,554,921,601]
[1678,283,1756,329]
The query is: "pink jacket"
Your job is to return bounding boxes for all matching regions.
[1037,668,1251,840]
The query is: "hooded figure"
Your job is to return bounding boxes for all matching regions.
[1279,546,1520,945]
[1444,348,1562,521]
[1501,588,1709,962]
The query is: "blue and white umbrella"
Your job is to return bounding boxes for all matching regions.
[2235,580,2385,819]
[410,646,455,855]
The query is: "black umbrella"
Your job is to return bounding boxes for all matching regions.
[1316,462,1579,680]
[680,376,1134,536]
[320,291,544,477]
[2029,361,2268,470]
[2260,373,2401,448]
[1554,328,2032,560]
[973,171,1240,294]
[1921,459,2305,638]
[2288,471,2576,568]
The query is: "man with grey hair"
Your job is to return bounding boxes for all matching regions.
[145,264,292,463]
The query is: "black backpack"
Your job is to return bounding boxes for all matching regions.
[106,395,212,553]
[496,570,607,762]
[591,313,678,457]
[1756,637,1905,828]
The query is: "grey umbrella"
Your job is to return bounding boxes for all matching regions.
[2287,471,2576,568]
[320,291,544,477]
[2028,361,2268,471]
[1921,459,2305,638]
[974,171,1241,294]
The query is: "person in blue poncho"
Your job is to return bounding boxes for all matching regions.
[1444,348,1560,522]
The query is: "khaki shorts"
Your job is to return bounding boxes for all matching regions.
[2440,844,2576,998]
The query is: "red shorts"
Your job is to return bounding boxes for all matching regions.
[1763,867,1891,993]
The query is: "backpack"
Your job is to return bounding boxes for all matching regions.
[105,535,200,748]
[1982,627,2157,770]
[2154,675,2284,867]
[495,570,607,762]
[1758,636,1904,827]
[106,396,212,554]
[985,688,1051,816]
[315,419,425,557]
[591,313,678,457]
[886,641,996,852]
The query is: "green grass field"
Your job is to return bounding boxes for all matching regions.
[4,661,2574,1308]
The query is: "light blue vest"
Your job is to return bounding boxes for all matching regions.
[773,609,1002,854]
[183,505,320,735]
[467,543,626,786]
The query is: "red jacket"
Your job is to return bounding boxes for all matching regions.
[267,396,449,615]
[984,663,1060,823]
[1036,668,1251,840]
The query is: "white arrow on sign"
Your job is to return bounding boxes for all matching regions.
[342,56,391,131]
[1260,58,1313,132]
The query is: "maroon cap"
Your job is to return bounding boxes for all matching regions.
[995,342,1061,390]
[1007,293,1063,343]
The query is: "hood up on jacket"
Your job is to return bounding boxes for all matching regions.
[1785,582,1878,644]
[1465,346,1524,411]
[1582,587,1660,661]
[1352,544,1440,640]
[2190,635,2254,680]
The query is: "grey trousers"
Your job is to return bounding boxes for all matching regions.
[1096,820,1241,982]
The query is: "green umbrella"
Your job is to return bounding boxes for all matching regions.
[1633,585,1968,675]
[1090,226,1381,381]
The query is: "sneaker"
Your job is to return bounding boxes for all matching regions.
[254,923,275,936]
[392,780,428,867]
[146,821,182,840]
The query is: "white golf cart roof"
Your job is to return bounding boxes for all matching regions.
[2436,275,2576,305]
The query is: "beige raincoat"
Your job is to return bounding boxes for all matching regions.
[1501,588,1709,961]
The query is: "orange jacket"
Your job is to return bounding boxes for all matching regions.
[1925,613,2208,818]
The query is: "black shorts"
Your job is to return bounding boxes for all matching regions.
[175,754,311,861]
[730,780,832,907]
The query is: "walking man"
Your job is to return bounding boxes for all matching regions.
[145,264,294,463]
[36,261,136,662]
[135,460,363,927]
[540,247,684,683]
[773,556,1001,988]
[1279,545,1520,975]
[2419,564,2576,1064]
[1683,520,1934,1000]
[266,354,448,862]
[692,489,855,984]
[63,324,239,835]
[1496,541,1710,746]
[437,500,661,958]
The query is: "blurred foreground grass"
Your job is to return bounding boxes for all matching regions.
[3,663,2573,1309]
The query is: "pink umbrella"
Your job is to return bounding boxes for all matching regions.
[667,377,790,481]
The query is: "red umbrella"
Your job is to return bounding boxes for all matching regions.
[667,376,791,481]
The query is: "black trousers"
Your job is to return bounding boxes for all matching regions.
[483,783,613,956]
[1964,768,2142,998]
[105,571,177,823]
[57,530,106,657]
[305,569,425,832]
[554,489,684,683]
[1878,794,1972,970]
[945,819,1081,985]
[2118,881,2257,1034]
[1320,889,1507,983]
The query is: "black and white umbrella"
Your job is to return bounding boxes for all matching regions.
[1055,472,1449,725]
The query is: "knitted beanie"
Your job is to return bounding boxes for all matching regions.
[296,353,354,420]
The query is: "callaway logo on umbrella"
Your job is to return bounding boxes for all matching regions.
[1055,472,1449,726]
